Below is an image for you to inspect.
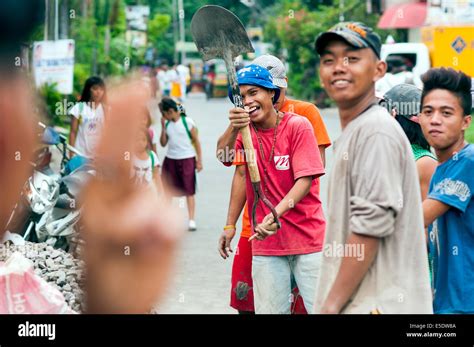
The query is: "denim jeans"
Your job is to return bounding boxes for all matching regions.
[252,252,322,314]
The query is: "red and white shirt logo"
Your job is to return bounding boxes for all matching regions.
[274,155,290,170]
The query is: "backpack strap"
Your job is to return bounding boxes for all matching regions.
[180,115,193,141]
[149,151,155,168]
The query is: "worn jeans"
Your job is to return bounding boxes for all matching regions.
[252,252,322,314]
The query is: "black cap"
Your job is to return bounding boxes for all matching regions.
[315,22,382,59]
[382,84,422,118]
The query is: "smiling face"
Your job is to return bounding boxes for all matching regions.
[240,85,275,126]
[319,40,386,107]
[419,89,472,152]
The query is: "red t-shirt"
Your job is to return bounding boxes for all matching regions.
[225,113,326,256]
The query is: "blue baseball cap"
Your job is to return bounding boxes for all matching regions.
[228,64,281,105]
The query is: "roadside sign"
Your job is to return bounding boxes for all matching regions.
[33,39,74,95]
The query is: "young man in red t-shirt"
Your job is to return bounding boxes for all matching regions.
[220,64,325,313]
[217,55,331,314]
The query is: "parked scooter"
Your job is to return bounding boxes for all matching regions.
[5,122,94,255]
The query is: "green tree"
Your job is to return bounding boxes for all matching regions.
[264,0,401,104]
[148,13,172,63]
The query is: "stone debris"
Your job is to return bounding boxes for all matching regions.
[0,241,85,313]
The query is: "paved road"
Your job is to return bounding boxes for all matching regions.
[155,94,341,314]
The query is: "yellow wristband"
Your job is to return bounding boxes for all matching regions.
[223,225,236,231]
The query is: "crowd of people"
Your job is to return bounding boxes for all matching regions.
[66,72,202,232]
[216,22,473,314]
[1,18,472,315]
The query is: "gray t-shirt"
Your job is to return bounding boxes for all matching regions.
[314,105,433,314]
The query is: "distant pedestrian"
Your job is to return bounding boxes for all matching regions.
[68,76,107,158]
[130,127,163,193]
[159,97,203,231]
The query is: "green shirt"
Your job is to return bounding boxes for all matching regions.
[411,143,437,162]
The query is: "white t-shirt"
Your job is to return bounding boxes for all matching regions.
[130,151,160,185]
[176,64,190,99]
[69,102,105,158]
[157,70,170,91]
[165,117,196,160]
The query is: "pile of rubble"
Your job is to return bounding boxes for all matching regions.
[0,241,86,313]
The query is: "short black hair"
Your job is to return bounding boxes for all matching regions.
[159,97,178,112]
[395,114,431,150]
[80,76,105,103]
[421,68,472,115]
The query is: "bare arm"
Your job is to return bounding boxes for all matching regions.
[320,233,380,313]
[319,145,326,168]
[423,198,450,228]
[251,176,313,241]
[275,176,312,217]
[216,124,239,162]
[160,119,168,147]
[218,165,247,259]
[69,116,79,147]
[191,127,203,172]
[416,157,437,201]
[153,168,164,194]
[216,107,250,163]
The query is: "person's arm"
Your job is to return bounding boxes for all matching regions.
[416,156,438,201]
[153,166,164,194]
[216,107,250,163]
[69,116,79,158]
[423,199,450,228]
[69,116,79,147]
[319,146,326,167]
[160,118,168,147]
[320,233,380,313]
[250,176,312,241]
[191,127,203,172]
[218,164,247,258]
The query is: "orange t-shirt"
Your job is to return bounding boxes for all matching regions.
[280,98,331,148]
[238,98,331,238]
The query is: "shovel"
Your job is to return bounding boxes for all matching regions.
[191,5,281,235]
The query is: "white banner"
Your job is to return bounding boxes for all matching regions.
[33,40,75,95]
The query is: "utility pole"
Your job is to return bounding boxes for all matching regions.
[178,0,185,64]
[60,0,69,39]
[339,0,345,22]
[172,0,178,64]
[44,0,58,40]
[55,0,59,40]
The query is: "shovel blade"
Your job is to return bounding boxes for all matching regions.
[191,5,254,61]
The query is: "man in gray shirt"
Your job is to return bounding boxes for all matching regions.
[313,22,433,313]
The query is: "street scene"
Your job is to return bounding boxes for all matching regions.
[1,0,474,337]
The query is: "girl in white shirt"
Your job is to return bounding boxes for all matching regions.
[68,76,106,158]
[131,127,163,192]
[159,97,202,231]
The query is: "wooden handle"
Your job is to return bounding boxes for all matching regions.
[223,54,260,184]
[240,125,260,183]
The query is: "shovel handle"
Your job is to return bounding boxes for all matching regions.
[224,56,260,184]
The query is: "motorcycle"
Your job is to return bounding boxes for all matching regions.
[4,122,94,255]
